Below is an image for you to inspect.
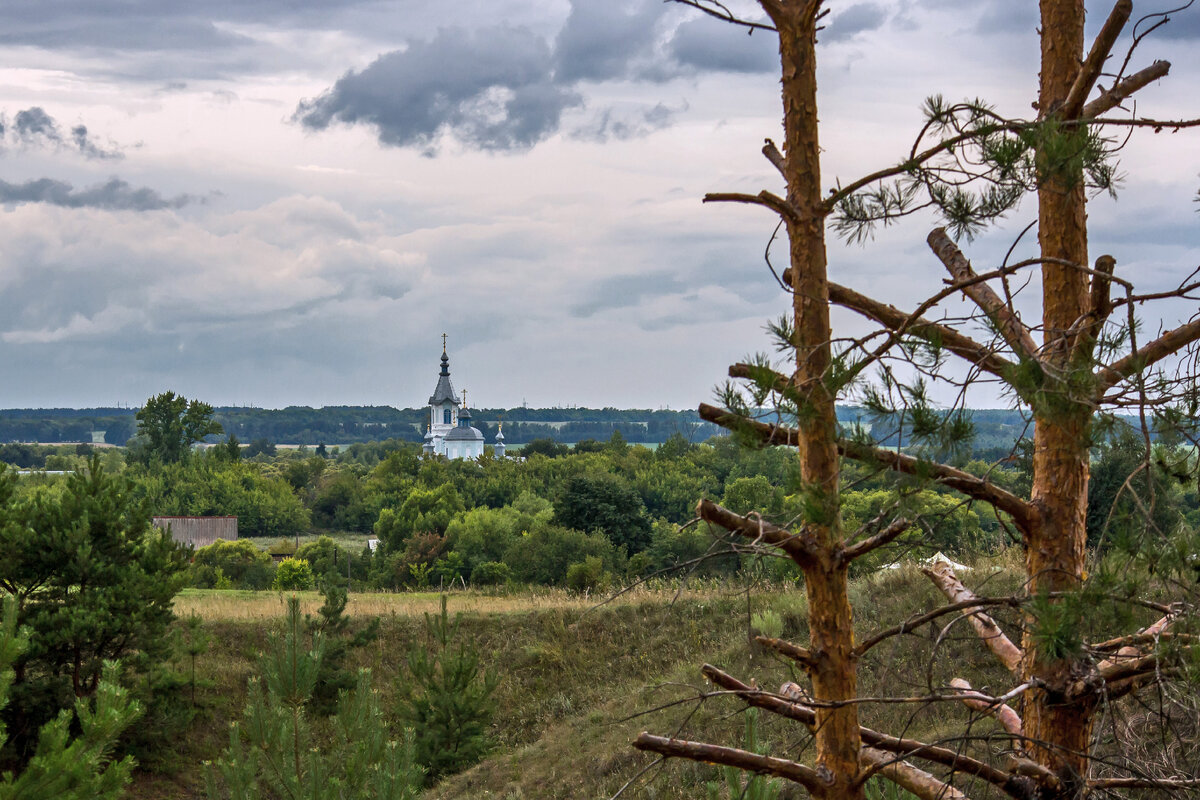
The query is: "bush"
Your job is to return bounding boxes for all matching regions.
[565,556,609,593]
[501,525,618,586]
[272,558,315,591]
[191,540,275,590]
[468,561,511,586]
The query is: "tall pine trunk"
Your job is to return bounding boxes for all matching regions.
[775,3,861,795]
[1026,0,1093,785]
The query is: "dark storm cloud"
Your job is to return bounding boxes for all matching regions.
[553,0,669,82]
[0,177,196,211]
[296,25,583,152]
[14,107,59,143]
[3,107,124,159]
[297,0,780,153]
[669,17,778,74]
[823,3,889,42]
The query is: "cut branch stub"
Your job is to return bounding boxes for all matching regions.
[921,559,1024,673]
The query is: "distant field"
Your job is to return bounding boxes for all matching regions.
[173,584,723,621]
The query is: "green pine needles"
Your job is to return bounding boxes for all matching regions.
[0,596,141,800]
[396,594,499,782]
[205,596,422,800]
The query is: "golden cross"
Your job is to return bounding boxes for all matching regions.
[461,389,468,408]
[441,332,447,352]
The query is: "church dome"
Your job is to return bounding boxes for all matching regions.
[445,425,484,442]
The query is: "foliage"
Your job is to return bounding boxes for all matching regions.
[0,458,187,760]
[555,472,652,552]
[565,555,609,593]
[305,581,380,716]
[502,525,619,586]
[374,484,464,550]
[0,596,142,800]
[131,391,223,465]
[133,460,310,539]
[705,709,782,800]
[205,597,422,800]
[191,539,276,590]
[396,596,498,782]
[272,558,315,591]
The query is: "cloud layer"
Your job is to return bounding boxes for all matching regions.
[296,0,778,152]
[2,107,123,159]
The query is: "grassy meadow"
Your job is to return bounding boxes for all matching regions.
[126,553,1095,800]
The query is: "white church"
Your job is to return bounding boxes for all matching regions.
[422,341,506,460]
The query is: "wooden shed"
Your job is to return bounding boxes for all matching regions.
[152,516,238,550]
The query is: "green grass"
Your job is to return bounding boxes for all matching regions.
[131,553,1163,800]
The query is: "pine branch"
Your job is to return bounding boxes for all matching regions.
[704,191,798,223]
[948,678,1024,737]
[827,281,1017,380]
[701,665,1036,799]
[632,732,826,792]
[1062,0,1133,118]
[697,402,1038,529]
[840,518,913,563]
[1088,778,1200,789]
[1082,60,1171,118]
[926,228,1040,364]
[1095,317,1200,395]
[696,498,818,566]
[859,747,971,800]
[920,560,1024,673]
[856,597,1023,656]
[755,636,816,668]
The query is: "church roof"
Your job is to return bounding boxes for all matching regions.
[428,351,458,406]
[445,425,484,442]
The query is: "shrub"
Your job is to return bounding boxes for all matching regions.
[272,558,315,591]
[192,540,275,590]
[565,556,609,593]
[468,561,511,586]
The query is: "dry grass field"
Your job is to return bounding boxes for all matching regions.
[172,583,730,621]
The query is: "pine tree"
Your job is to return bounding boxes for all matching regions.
[396,595,498,782]
[206,596,422,800]
[0,596,141,800]
[306,580,379,716]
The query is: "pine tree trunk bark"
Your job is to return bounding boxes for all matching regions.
[773,3,862,796]
[1026,0,1094,787]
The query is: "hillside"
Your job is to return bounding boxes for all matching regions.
[124,556,1104,800]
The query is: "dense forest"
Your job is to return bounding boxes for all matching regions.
[0,404,1042,451]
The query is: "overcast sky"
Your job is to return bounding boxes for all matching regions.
[0,0,1196,411]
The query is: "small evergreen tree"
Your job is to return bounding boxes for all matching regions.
[0,596,141,800]
[206,597,422,800]
[397,595,498,782]
[305,580,379,716]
